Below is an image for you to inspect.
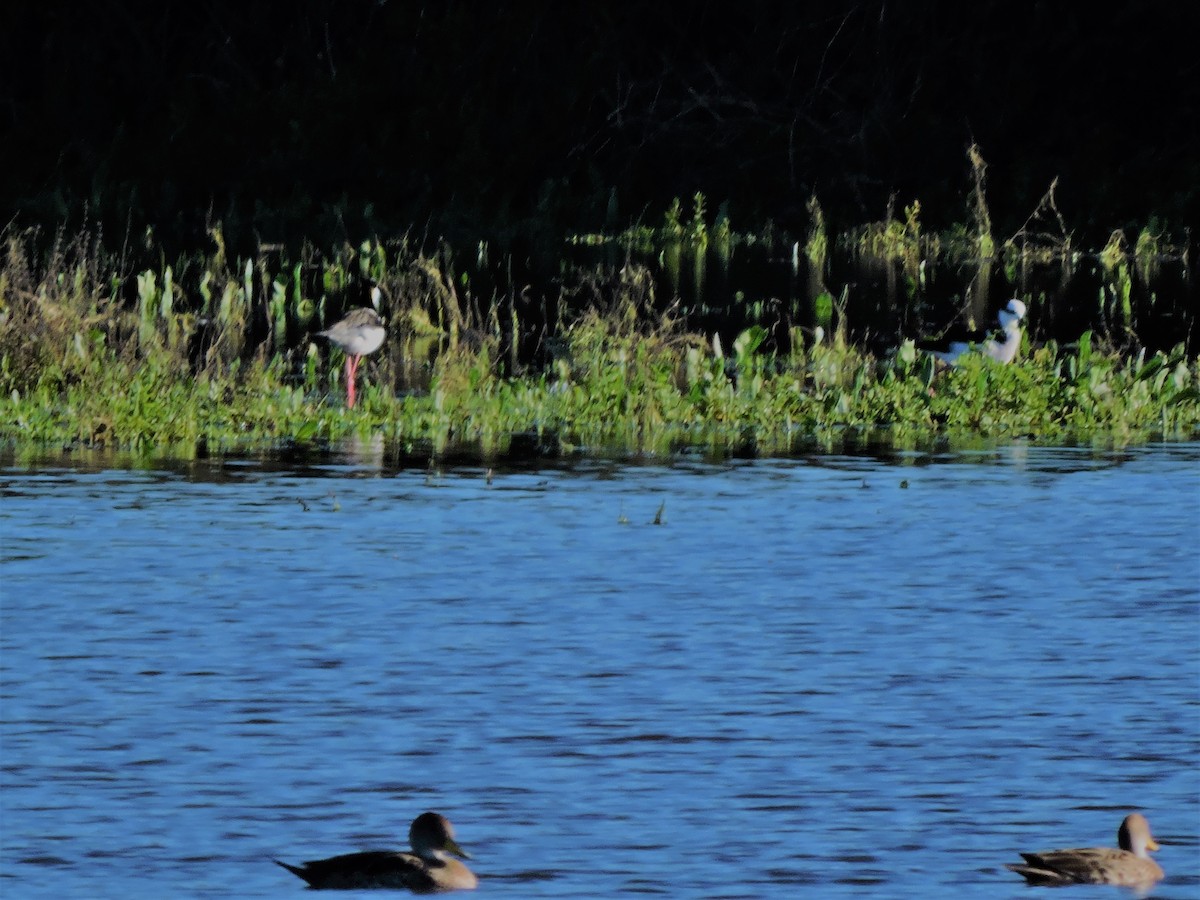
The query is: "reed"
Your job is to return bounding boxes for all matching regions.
[2,214,1197,460]
[843,196,929,279]
[967,143,996,260]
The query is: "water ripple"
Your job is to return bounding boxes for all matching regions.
[1,444,1197,897]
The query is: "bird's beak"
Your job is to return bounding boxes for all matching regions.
[446,838,472,860]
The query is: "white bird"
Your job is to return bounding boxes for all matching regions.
[927,298,1027,365]
[317,286,387,409]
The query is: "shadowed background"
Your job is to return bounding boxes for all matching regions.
[2,1,1196,254]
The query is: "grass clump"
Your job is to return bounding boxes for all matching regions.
[2,223,1198,462]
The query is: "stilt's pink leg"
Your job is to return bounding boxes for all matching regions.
[345,356,356,408]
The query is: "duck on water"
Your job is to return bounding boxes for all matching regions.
[275,811,477,892]
[1004,812,1164,888]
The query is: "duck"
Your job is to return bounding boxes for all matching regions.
[275,811,478,892]
[1004,812,1164,887]
[925,298,1027,366]
[317,286,387,409]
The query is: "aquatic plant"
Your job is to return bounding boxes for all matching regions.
[1133,225,1162,282]
[967,143,995,260]
[1004,177,1074,269]
[805,196,828,272]
[839,196,933,306]
[2,216,1197,461]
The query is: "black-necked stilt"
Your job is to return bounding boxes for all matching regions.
[926,298,1027,365]
[317,287,386,409]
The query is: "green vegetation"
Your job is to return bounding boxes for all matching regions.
[967,143,996,260]
[2,216,1197,462]
[843,198,929,275]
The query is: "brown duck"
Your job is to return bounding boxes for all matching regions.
[1005,813,1163,887]
[275,811,477,892]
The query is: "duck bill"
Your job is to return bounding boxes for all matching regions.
[1145,838,1160,852]
[446,838,472,860]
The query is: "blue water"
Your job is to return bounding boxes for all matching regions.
[2,444,1198,899]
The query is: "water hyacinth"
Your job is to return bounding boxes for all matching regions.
[1,223,1197,461]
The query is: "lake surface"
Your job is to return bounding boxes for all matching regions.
[2,443,1198,899]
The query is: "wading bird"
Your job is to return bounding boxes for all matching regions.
[275,810,478,892]
[1004,812,1164,887]
[317,286,387,409]
[925,298,1027,366]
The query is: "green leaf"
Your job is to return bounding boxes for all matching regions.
[1168,387,1200,407]
[733,326,767,362]
[1134,356,1164,382]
